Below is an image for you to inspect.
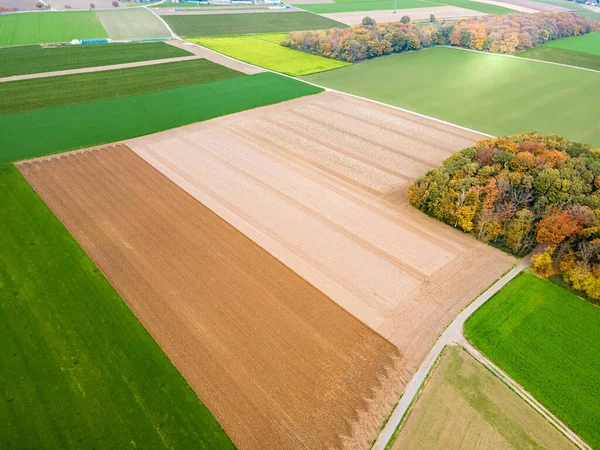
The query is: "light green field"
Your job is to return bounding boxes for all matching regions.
[0,11,108,47]
[303,46,600,146]
[530,0,589,10]
[465,272,600,449]
[96,8,170,40]
[391,346,575,450]
[163,11,347,36]
[0,163,235,449]
[298,0,515,14]
[190,33,350,76]
[544,31,600,56]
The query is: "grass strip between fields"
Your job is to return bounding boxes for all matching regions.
[162,12,348,36]
[0,58,243,116]
[189,34,350,76]
[518,45,600,71]
[465,272,600,449]
[0,42,192,79]
[0,11,108,47]
[0,163,235,449]
[0,72,322,162]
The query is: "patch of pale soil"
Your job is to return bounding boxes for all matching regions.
[323,6,484,25]
[127,91,515,376]
[165,39,265,74]
[19,145,405,450]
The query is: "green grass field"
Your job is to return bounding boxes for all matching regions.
[0,163,235,449]
[298,0,514,14]
[163,11,347,36]
[302,46,600,146]
[544,31,600,56]
[518,46,600,70]
[0,11,108,47]
[0,72,321,162]
[0,59,242,116]
[0,42,191,78]
[465,272,600,449]
[96,8,171,40]
[190,34,350,76]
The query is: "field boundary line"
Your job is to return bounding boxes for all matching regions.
[443,45,600,74]
[0,54,199,83]
[147,5,180,39]
[458,338,592,450]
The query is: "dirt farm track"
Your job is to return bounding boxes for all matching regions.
[18,91,515,449]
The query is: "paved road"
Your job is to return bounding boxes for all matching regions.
[371,258,587,450]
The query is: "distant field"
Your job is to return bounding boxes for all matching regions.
[303,46,600,146]
[163,11,347,36]
[544,31,600,56]
[0,42,191,78]
[0,163,235,449]
[518,46,600,70]
[530,0,589,10]
[96,8,171,40]
[299,0,514,14]
[0,59,242,116]
[465,272,600,449]
[391,346,575,450]
[190,34,350,75]
[0,11,107,47]
[0,72,322,162]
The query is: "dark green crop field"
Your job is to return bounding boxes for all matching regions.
[0,163,235,450]
[0,59,243,116]
[0,42,192,78]
[162,11,347,36]
[0,72,322,162]
[465,272,600,449]
[518,46,600,71]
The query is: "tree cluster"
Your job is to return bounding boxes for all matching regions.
[281,12,598,62]
[282,21,443,62]
[408,133,600,300]
[449,11,599,53]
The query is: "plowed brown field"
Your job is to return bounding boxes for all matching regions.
[127,92,515,377]
[18,146,405,450]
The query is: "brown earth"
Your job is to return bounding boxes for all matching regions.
[18,145,405,450]
[127,91,516,378]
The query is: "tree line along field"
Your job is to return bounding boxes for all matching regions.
[465,272,600,449]
[0,59,243,116]
[162,11,347,36]
[18,145,405,450]
[0,42,192,78]
[0,163,235,449]
[390,346,575,450]
[0,71,321,162]
[302,46,600,147]
[0,11,108,47]
[190,34,350,76]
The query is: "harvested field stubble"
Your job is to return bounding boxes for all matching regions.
[19,146,406,450]
[129,91,515,378]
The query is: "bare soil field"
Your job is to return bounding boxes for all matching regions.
[469,0,539,13]
[392,346,576,449]
[324,6,484,25]
[484,0,569,10]
[18,145,404,450]
[128,91,515,377]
